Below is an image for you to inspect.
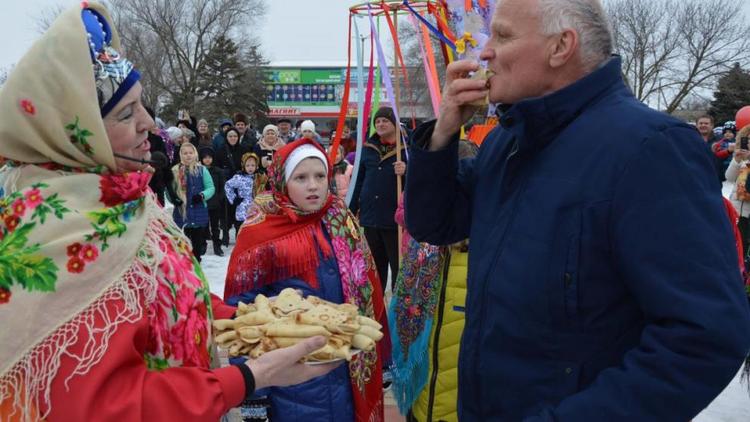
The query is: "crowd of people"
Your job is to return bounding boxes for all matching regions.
[1,1,750,422]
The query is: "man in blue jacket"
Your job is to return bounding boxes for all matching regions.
[404,0,750,420]
[350,106,407,292]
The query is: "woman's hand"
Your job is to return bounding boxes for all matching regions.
[246,336,341,390]
[734,149,750,163]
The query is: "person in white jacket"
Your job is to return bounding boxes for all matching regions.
[725,124,750,253]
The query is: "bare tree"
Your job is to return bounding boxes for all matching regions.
[606,0,680,105]
[606,0,750,113]
[108,0,267,121]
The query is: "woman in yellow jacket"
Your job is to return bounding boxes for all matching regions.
[390,141,477,422]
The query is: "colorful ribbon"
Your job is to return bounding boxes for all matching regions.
[329,15,354,166]
[403,0,457,52]
[346,17,369,207]
[409,13,441,117]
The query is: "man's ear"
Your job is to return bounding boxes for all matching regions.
[549,28,579,68]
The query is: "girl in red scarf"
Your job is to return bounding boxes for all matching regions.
[225,139,388,422]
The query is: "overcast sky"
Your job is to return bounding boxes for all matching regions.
[0,0,355,70]
[1,1,749,71]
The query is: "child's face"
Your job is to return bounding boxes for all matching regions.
[245,159,257,174]
[201,155,213,167]
[286,158,328,212]
[180,146,197,165]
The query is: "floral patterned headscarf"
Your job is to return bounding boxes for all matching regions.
[226,139,388,422]
[0,3,212,420]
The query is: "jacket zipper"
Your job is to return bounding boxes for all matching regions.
[426,251,452,422]
[472,139,521,413]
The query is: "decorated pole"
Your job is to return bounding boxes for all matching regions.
[393,7,404,265]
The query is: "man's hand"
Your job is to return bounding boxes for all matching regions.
[393,161,406,176]
[246,336,342,390]
[431,60,488,151]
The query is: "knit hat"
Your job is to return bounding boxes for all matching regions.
[199,146,215,160]
[284,144,328,182]
[300,120,316,134]
[81,8,140,117]
[218,118,233,128]
[373,106,397,127]
[263,124,280,135]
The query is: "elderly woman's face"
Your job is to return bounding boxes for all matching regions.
[103,82,154,173]
[264,131,278,143]
[198,122,209,134]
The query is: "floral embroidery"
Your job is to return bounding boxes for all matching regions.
[66,256,85,273]
[65,116,95,156]
[67,242,83,257]
[19,99,36,116]
[144,232,213,370]
[392,238,446,359]
[84,199,141,252]
[323,204,380,391]
[99,172,151,207]
[0,183,69,303]
[80,244,99,262]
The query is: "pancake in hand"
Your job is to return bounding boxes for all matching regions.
[468,68,495,106]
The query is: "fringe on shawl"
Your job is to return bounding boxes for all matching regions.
[0,197,175,422]
[224,223,333,298]
[388,304,434,415]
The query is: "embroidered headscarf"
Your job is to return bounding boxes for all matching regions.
[225,139,387,422]
[0,3,212,420]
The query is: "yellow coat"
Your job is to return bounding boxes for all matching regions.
[411,249,468,422]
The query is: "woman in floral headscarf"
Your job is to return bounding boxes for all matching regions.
[225,138,389,422]
[0,3,337,421]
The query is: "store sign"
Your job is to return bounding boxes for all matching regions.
[268,107,302,117]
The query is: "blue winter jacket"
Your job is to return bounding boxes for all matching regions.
[349,134,407,228]
[405,57,750,421]
[225,226,355,422]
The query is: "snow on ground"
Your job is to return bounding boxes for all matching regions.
[199,186,750,420]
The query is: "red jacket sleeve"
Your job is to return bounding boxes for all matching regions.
[211,293,237,320]
[43,295,245,421]
[712,142,732,159]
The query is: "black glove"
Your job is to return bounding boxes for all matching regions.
[191,193,204,204]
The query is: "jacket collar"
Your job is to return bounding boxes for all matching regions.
[498,56,630,153]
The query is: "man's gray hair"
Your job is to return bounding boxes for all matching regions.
[538,0,613,70]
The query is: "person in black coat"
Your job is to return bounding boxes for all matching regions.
[214,127,250,244]
[200,146,226,256]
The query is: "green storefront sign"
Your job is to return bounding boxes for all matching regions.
[266,68,344,106]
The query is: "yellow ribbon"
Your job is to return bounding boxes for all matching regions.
[455,32,478,54]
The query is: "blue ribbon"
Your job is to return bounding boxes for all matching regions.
[402,0,457,52]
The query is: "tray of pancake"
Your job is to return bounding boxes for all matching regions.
[212,288,383,363]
